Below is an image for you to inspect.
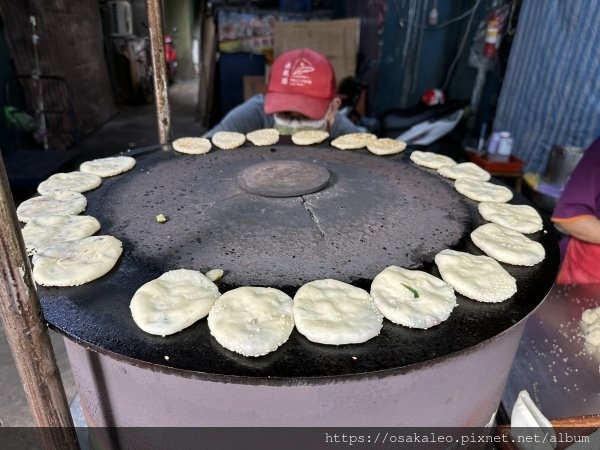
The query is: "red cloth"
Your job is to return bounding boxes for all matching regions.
[556,238,600,284]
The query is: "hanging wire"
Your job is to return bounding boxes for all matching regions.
[397,0,482,29]
[441,0,483,91]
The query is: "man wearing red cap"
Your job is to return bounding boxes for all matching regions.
[204,48,359,137]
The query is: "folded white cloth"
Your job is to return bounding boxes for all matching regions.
[510,390,556,450]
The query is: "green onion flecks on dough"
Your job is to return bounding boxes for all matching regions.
[401,283,419,299]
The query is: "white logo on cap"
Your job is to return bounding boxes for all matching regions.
[280,58,314,87]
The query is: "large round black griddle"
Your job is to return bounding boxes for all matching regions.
[38,145,560,380]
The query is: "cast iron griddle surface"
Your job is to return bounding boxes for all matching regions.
[39,145,560,381]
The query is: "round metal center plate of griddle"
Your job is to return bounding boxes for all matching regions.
[38,145,560,381]
[237,160,330,197]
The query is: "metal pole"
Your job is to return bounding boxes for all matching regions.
[146,0,171,144]
[0,154,79,449]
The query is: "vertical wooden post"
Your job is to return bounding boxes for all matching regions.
[0,155,79,449]
[146,0,172,144]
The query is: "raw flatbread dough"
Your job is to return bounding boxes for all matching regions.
[410,150,457,169]
[438,162,491,181]
[581,307,600,356]
[366,138,407,156]
[291,129,329,146]
[17,191,87,223]
[435,249,517,303]
[580,307,600,334]
[32,235,122,286]
[370,266,456,329]
[211,131,246,149]
[455,178,513,203]
[21,215,101,255]
[478,202,543,234]
[130,269,220,336]
[246,128,280,146]
[172,137,212,154]
[205,269,224,282]
[37,171,102,195]
[293,279,383,345]
[331,132,376,150]
[471,223,545,266]
[208,286,294,357]
[80,156,136,177]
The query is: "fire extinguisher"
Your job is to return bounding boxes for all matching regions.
[483,8,502,58]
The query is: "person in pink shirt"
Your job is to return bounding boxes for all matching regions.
[551,136,600,283]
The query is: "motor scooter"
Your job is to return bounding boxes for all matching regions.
[380,100,469,162]
[164,29,177,84]
[338,77,468,155]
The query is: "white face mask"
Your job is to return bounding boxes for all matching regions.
[273,114,328,135]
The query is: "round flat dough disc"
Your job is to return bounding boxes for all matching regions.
[291,130,329,146]
[208,286,294,357]
[370,266,456,329]
[455,178,513,203]
[211,131,246,149]
[434,249,517,303]
[438,162,491,181]
[21,215,101,255]
[366,138,407,156]
[172,137,212,154]
[130,269,221,336]
[17,191,87,223]
[293,279,383,345]
[37,171,102,195]
[331,132,377,150]
[410,150,457,169]
[478,202,543,234]
[32,235,122,287]
[80,156,136,177]
[246,128,280,146]
[471,223,545,266]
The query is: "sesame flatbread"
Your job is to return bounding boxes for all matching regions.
[37,171,102,195]
[16,191,87,223]
[478,202,543,234]
[80,156,136,177]
[130,269,220,336]
[291,130,329,146]
[31,235,122,287]
[409,150,457,169]
[246,128,279,146]
[366,138,407,156]
[331,132,377,150]
[434,249,517,303]
[438,162,491,181]
[208,286,294,357]
[370,266,456,329]
[211,131,246,149]
[21,215,101,255]
[172,137,212,154]
[471,223,545,266]
[455,178,513,203]
[293,279,383,345]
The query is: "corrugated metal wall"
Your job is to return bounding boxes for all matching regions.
[493,0,600,174]
[0,0,117,138]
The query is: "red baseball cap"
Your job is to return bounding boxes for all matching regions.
[264,48,337,120]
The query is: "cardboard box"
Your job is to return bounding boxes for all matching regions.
[243,75,267,100]
[273,18,360,82]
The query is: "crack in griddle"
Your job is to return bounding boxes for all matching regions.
[300,195,325,237]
